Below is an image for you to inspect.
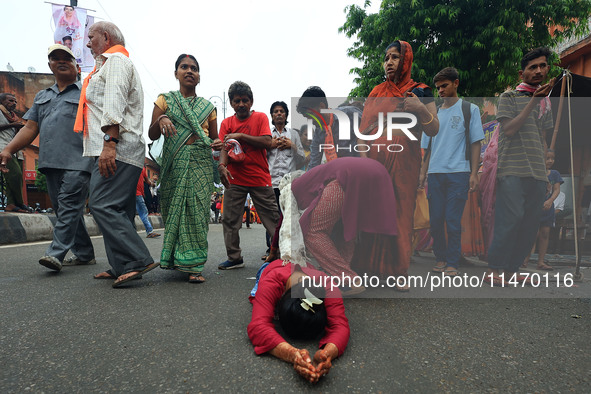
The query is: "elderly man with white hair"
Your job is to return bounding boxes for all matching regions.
[75,21,157,288]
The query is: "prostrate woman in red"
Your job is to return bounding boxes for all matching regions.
[247,259,349,384]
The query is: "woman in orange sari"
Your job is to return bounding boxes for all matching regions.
[353,41,439,286]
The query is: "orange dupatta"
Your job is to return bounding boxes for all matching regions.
[359,40,429,135]
[74,45,130,135]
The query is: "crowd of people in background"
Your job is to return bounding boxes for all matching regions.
[0,20,584,383]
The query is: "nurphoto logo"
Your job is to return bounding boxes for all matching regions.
[304,108,417,153]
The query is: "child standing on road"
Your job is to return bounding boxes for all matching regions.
[523,149,563,270]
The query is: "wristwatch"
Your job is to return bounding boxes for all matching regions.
[104,134,119,144]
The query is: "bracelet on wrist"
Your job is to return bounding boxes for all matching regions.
[157,114,169,123]
[218,163,227,168]
[421,112,434,126]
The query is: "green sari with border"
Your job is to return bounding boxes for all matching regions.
[159,91,215,273]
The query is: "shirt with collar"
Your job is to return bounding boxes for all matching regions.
[83,51,146,168]
[23,81,93,173]
[267,125,305,188]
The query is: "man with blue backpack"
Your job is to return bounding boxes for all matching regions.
[419,67,485,276]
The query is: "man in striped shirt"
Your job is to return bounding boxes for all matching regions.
[486,47,555,283]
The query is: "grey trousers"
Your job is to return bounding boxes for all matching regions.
[222,184,279,262]
[44,169,94,262]
[487,176,546,272]
[89,159,153,276]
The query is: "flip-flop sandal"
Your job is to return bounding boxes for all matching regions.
[513,274,532,285]
[112,262,159,288]
[483,275,505,287]
[537,264,553,271]
[443,267,460,276]
[94,271,142,280]
[188,274,206,283]
[432,262,447,272]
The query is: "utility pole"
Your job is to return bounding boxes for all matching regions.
[209,92,229,119]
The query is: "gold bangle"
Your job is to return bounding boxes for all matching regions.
[421,112,434,126]
[421,112,435,126]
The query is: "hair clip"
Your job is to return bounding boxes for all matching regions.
[300,288,323,313]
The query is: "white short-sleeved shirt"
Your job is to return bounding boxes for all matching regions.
[83,51,145,168]
[421,99,484,173]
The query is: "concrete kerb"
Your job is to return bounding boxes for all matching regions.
[0,212,164,245]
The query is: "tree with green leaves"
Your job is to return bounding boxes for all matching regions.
[35,166,48,193]
[340,0,591,97]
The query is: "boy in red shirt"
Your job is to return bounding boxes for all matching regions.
[136,166,160,238]
[217,81,279,269]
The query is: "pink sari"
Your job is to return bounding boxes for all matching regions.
[479,122,500,257]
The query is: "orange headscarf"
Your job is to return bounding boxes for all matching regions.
[74,45,129,135]
[360,40,429,134]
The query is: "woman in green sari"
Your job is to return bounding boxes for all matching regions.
[148,54,222,283]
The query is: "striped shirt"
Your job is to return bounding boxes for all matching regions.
[83,51,146,168]
[496,90,552,182]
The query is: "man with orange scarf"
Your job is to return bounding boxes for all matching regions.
[76,21,157,288]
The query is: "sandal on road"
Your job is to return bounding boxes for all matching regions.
[483,275,505,287]
[537,263,553,271]
[188,274,205,283]
[443,267,460,277]
[432,262,447,272]
[94,271,142,280]
[112,262,159,288]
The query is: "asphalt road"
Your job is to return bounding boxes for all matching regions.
[1,224,590,393]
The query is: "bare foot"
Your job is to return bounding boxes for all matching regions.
[94,271,115,279]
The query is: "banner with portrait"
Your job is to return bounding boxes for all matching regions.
[81,15,95,72]
[51,4,95,71]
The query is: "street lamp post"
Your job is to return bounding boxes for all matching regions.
[209,92,230,119]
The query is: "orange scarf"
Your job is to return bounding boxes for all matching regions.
[74,45,129,135]
[359,40,429,135]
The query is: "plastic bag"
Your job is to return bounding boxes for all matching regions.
[413,188,430,230]
[148,135,164,167]
[225,138,245,162]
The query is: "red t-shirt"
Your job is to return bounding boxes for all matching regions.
[136,167,148,196]
[247,260,350,357]
[218,112,272,187]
